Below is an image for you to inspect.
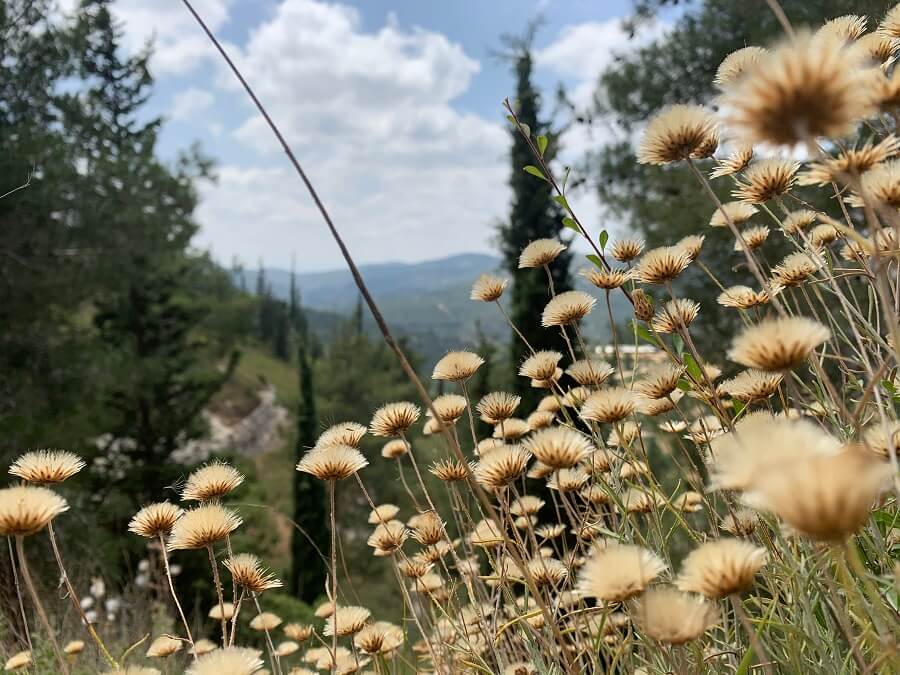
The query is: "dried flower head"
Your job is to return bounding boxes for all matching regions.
[476,391,521,424]
[519,239,567,268]
[528,556,568,587]
[167,504,241,550]
[316,422,367,449]
[366,520,410,556]
[64,640,85,656]
[250,612,282,631]
[817,14,868,43]
[709,201,758,228]
[492,417,530,441]
[354,621,403,655]
[9,450,84,484]
[526,410,556,430]
[470,519,505,547]
[710,144,754,179]
[733,158,800,203]
[715,46,767,88]
[410,511,445,546]
[722,31,873,146]
[380,439,410,459]
[523,427,594,469]
[367,503,400,524]
[566,359,615,387]
[861,421,900,457]
[581,267,632,290]
[847,158,900,208]
[677,539,768,598]
[186,647,264,675]
[717,285,773,309]
[547,467,591,493]
[297,445,368,481]
[674,491,704,513]
[630,588,717,644]
[634,246,691,284]
[651,298,700,334]
[182,462,244,502]
[509,495,545,517]
[622,488,665,513]
[577,544,666,602]
[720,369,783,402]
[809,223,840,247]
[427,393,468,423]
[782,209,819,234]
[283,623,314,642]
[432,351,485,382]
[636,104,718,164]
[369,402,420,437]
[611,237,645,262]
[676,234,706,261]
[722,509,760,537]
[636,363,685,399]
[729,316,830,371]
[208,602,234,620]
[734,225,770,251]
[224,553,282,593]
[129,502,184,538]
[541,290,596,326]
[800,135,900,186]
[519,351,563,381]
[474,445,530,489]
[429,458,471,482]
[631,288,654,322]
[581,388,638,424]
[275,640,299,657]
[771,251,820,287]
[323,606,372,637]
[470,273,508,302]
[0,486,68,536]
[147,636,182,658]
[4,651,31,671]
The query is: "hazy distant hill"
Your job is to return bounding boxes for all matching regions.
[237,253,632,364]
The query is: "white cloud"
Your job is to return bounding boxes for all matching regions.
[170,87,215,121]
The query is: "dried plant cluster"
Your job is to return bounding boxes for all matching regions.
[4,8,900,675]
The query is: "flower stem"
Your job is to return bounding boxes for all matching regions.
[207,544,228,645]
[158,533,195,659]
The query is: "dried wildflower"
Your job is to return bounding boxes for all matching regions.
[504,662,538,675]
[4,651,31,671]
[581,484,612,506]
[129,502,183,538]
[611,237,645,262]
[366,520,409,556]
[715,46,767,88]
[733,158,799,203]
[526,410,556,430]
[717,285,773,309]
[801,135,900,187]
[283,623,314,642]
[782,209,819,234]
[734,225,770,251]
[530,367,563,389]
[493,417,530,441]
[523,427,594,469]
[817,14,868,43]
[565,360,612,388]
[581,388,638,424]
[510,495,545,517]
[639,395,680,416]
[720,369,783,402]
[536,523,566,540]
[729,316,830,371]
[710,144,754,178]
[861,421,900,457]
[429,458,471,482]
[619,460,650,481]
[723,32,872,146]
[771,251,820,287]
[477,438,505,456]
[634,246,691,284]
[224,553,282,593]
[536,395,562,414]
[380,439,409,459]
[631,288,654,322]
[369,401,420,437]
[0,485,68,536]
[182,462,244,502]
[147,635,182,658]
[427,393,468,423]
[519,238,567,268]
[470,519,504,547]
[296,445,368,481]
[186,647,264,675]
[410,511,445,546]
[528,556,568,586]
[630,588,717,644]
[651,298,700,334]
[709,201,758,228]
[474,445,530,488]
[677,539,768,599]
[64,640,85,656]
[354,622,403,655]
[275,641,299,657]
[847,158,900,208]
[636,104,718,165]
[412,571,444,594]
[581,267,632,290]
[636,363,684,399]
[527,461,554,480]
[608,421,642,447]
[519,352,564,384]
[548,467,591,493]
[578,544,666,602]
[432,350,485,382]
[622,488,664,513]
[316,422,367,449]
[208,602,234,620]
[250,612,282,631]
[367,504,400,524]
[675,234,706,262]
[470,273,508,302]
[476,391,520,424]
[399,558,432,579]
[541,290,596,326]
[722,509,760,537]
[674,491,704,513]
[809,223,840,248]
[9,450,84,484]
[167,504,241,550]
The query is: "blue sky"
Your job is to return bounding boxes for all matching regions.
[60,0,666,272]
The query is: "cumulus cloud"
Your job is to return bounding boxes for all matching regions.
[170,87,215,121]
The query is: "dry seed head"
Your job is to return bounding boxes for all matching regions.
[473,445,530,489]
[527,556,568,587]
[636,104,718,165]
[0,485,68,536]
[547,467,590,493]
[729,316,830,371]
[861,421,900,457]
[4,652,31,671]
[674,491,704,513]
[771,251,820,287]
[147,635,182,658]
[412,572,444,594]
[677,539,768,598]
[470,273,508,302]
[622,488,664,513]
[530,367,562,389]
[847,158,900,208]
[509,495,545,517]
[709,201,758,228]
[733,158,799,203]
[9,450,84,484]
[710,144,754,179]
[250,612,282,631]
[717,285,773,309]
[607,421,641,447]
[527,461,554,480]
[369,401,420,437]
[380,439,410,459]
[581,388,638,424]
[800,135,900,186]
[518,350,563,381]
[734,225,770,251]
[523,427,594,469]
[476,437,504,456]
[492,417,530,441]
[470,519,504,547]
[275,641,299,657]
[167,503,241,550]
[880,4,900,38]
[720,369,783,402]
[631,288,654,322]
[536,523,566,540]
[190,640,217,657]
[675,234,705,261]
[208,602,235,620]
[809,223,840,248]
[432,350,485,382]
[367,503,400,524]
[296,445,368,481]
[721,509,760,537]
[224,553,282,593]
[410,511,445,546]
[526,410,556,430]
[316,422,367,449]
[619,460,650,480]
[283,623,314,641]
[518,238,567,268]
[398,558,432,579]
[581,484,612,506]
[354,622,403,655]
[427,393,468,423]
[186,647,264,675]
[541,290,596,326]
[129,502,184,538]
[366,520,409,556]
[476,391,520,424]
[634,246,691,284]
[566,359,615,387]
[781,209,819,234]
[630,588,717,644]
[580,267,632,290]
[611,237,645,262]
[817,14,868,43]
[537,394,562,413]
[722,31,873,147]
[64,640,85,655]
[429,458,471,482]
[577,544,666,602]
[181,462,244,502]
[715,46,767,88]
[635,363,684,399]
[650,298,700,334]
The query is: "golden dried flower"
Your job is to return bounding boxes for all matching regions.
[721,509,760,537]
[630,588,717,644]
[354,622,403,655]
[369,401,420,437]
[717,285,773,309]
[638,394,680,416]
[674,491,704,513]
[367,503,400,524]
[520,353,564,386]
[519,239,567,269]
[581,484,612,506]
[470,273,508,302]
[250,612,282,631]
[861,421,900,457]
[64,640,85,655]
[182,462,244,502]
[771,251,820,287]
[581,388,638,424]
[734,225,770,251]
[677,539,768,598]
[523,427,594,469]
[733,158,799,203]
[631,288,654,322]
[611,237,645,262]
[709,201,758,228]
[476,392,521,424]
[622,488,665,513]
[432,350,485,382]
[729,316,830,371]
[398,558,432,579]
[847,158,900,208]
[9,450,84,484]
[429,458,471,482]
[635,363,684,399]
[4,651,31,671]
[607,421,641,448]
[547,467,590,493]
[781,209,819,234]
[296,445,368,481]
[636,104,718,165]
[650,298,700,334]
[817,14,868,43]
[167,503,241,550]
[710,144,754,179]
[427,393,468,423]
[528,556,568,587]
[275,640,299,657]
[800,135,900,186]
[634,246,691,284]
[186,647,264,675]
[580,267,632,290]
[129,502,184,538]
[577,544,667,602]
[0,485,68,536]
[526,410,556,430]
[492,417,530,441]
[366,520,409,556]
[722,31,873,146]
[676,234,706,261]
[474,445,530,488]
[224,553,282,593]
[283,623,314,642]
[720,369,783,402]
[470,519,504,547]
[410,511,445,546]
[566,359,615,387]
[541,290,596,326]
[147,635,182,658]
[715,46,767,88]
[509,495,545,517]
[880,4,900,38]
[380,439,409,459]
[536,523,566,540]
[208,602,234,620]
[809,223,840,247]
[316,422,367,449]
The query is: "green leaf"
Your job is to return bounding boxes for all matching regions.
[672,334,684,354]
[519,122,531,138]
[537,135,548,156]
[586,254,604,269]
[598,229,608,250]
[553,194,570,211]
[732,399,746,416]
[523,165,547,181]
[676,378,692,392]
[682,352,703,381]
[505,114,516,126]
[631,320,657,346]
[562,217,580,233]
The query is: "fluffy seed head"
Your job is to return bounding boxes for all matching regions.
[527,410,556,430]
[367,503,400,524]
[167,504,241,550]
[611,237,645,262]
[717,285,774,309]
[817,14,868,43]
[470,519,504,547]
[523,428,594,469]
[250,612,282,631]
[580,267,632,290]
[432,351,485,382]
[581,388,638,424]
[710,144,754,179]
[720,369,783,402]
[847,158,900,208]
[427,393,468,423]
[541,290,596,326]
[715,46,767,88]
[733,159,799,203]
[709,201,758,228]
[630,588,717,644]
[677,539,768,598]
[380,439,409,459]
[366,520,409,556]
[518,239,567,268]
[771,251,820,287]
[181,462,244,502]
[283,623,314,642]
[0,486,68,536]
[509,495,545,517]
[722,509,760,537]
[64,641,85,656]
[429,458,471,482]
[224,553,282,593]
[577,544,667,602]
[734,225,770,251]
[528,556,568,587]
[651,298,700,334]
[316,422,367,449]
[354,621,403,655]
[208,602,235,620]
[474,445,530,489]
[476,392,521,424]
[470,274,508,302]
[634,247,691,284]
[781,209,819,234]
[636,104,718,164]
[635,363,685,399]
[729,316,831,371]
[185,647,264,675]
[147,636,182,658]
[369,402,420,437]
[4,651,31,671]
[9,450,84,484]
[518,351,563,381]
[631,289,654,322]
[566,359,615,387]
[324,606,372,637]
[129,502,184,538]
[800,135,900,186]
[676,234,706,261]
